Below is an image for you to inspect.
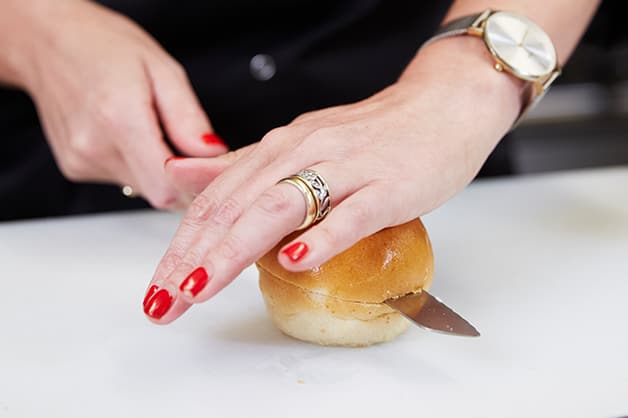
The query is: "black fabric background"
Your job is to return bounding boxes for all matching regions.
[1,0,493,221]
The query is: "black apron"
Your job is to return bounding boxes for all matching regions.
[2,0,509,221]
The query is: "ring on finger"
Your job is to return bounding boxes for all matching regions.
[277,168,331,230]
[277,176,317,230]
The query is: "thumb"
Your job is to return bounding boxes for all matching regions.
[148,59,228,157]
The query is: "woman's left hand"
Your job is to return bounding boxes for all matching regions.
[142,37,523,323]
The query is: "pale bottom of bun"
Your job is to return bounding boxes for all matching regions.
[258,267,409,347]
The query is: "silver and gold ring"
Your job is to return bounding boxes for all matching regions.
[278,169,331,230]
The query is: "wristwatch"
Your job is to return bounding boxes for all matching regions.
[423,9,561,129]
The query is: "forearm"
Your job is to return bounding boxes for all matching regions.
[398,0,600,148]
[0,0,57,88]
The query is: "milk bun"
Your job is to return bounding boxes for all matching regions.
[255,218,434,347]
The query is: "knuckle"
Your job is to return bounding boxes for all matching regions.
[169,60,188,80]
[159,247,207,284]
[212,197,244,227]
[261,126,285,142]
[184,194,244,229]
[258,127,287,150]
[291,110,317,124]
[218,233,249,262]
[175,248,204,273]
[160,250,185,274]
[255,187,292,218]
[317,225,339,249]
[70,133,106,162]
[57,153,87,181]
[346,203,371,230]
[94,94,125,128]
[185,193,218,225]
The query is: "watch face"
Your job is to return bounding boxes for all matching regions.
[484,11,557,80]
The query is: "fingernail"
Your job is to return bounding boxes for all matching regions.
[164,156,185,167]
[142,285,159,308]
[179,267,209,298]
[202,133,226,146]
[143,288,173,319]
[282,242,309,263]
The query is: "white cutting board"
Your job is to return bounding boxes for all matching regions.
[1,166,627,418]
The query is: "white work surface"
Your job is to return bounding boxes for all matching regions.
[1,166,627,418]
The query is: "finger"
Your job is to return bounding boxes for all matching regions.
[148,59,228,157]
[144,128,317,322]
[168,162,362,311]
[164,143,259,195]
[115,97,184,209]
[142,143,262,323]
[144,183,304,324]
[154,130,303,280]
[141,199,210,323]
[142,280,192,325]
[277,185,399,271]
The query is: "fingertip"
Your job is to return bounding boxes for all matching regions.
[164,156,186,168]
[169,132,228,158]
[281,241,309,263]
[143,284,175,322]
[142,282,193,325]
[178,266,210,300]
[201,132,228,148]
[165,157,231,196]
[278,240,319,272]
[150,62,225,158]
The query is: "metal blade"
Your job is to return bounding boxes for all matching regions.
[385,290,480,337]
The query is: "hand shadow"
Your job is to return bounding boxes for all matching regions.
[210,311,296,347]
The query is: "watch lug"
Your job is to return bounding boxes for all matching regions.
[542,69,562,90]
[468,9,492,35]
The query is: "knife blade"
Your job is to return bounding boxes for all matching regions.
[385,290,480,337]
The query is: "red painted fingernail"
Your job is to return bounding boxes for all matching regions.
[179,267,209,297]
[282,242,309,262]
[143,288,173,319]
[164,156,185,166]
[202,133,226,146]
[142,285,159,308]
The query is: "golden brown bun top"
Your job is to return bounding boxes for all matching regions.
[256,218,434,303]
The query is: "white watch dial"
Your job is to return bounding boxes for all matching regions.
[484,11,557,80]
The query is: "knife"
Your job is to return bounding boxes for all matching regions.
[385,290,480,337]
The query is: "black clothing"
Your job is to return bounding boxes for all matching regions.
[1,1,476,221]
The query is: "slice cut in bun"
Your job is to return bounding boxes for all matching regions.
[255,218,434,347]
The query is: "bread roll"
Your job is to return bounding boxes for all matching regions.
[255,218,434,347]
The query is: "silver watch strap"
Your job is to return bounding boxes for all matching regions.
[421,13,483,49]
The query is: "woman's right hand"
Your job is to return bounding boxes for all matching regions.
[5,0,227,208]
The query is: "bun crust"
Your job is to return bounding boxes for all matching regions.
[255,218,434,346]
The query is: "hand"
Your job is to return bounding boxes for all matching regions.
[142,37,523,322]
[16,1,227,208]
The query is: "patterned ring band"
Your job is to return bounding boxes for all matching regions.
[277,168,331,230]
[294,169,331,222]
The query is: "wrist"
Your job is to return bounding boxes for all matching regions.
[0,0,66,89]
[399,35,526,136]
